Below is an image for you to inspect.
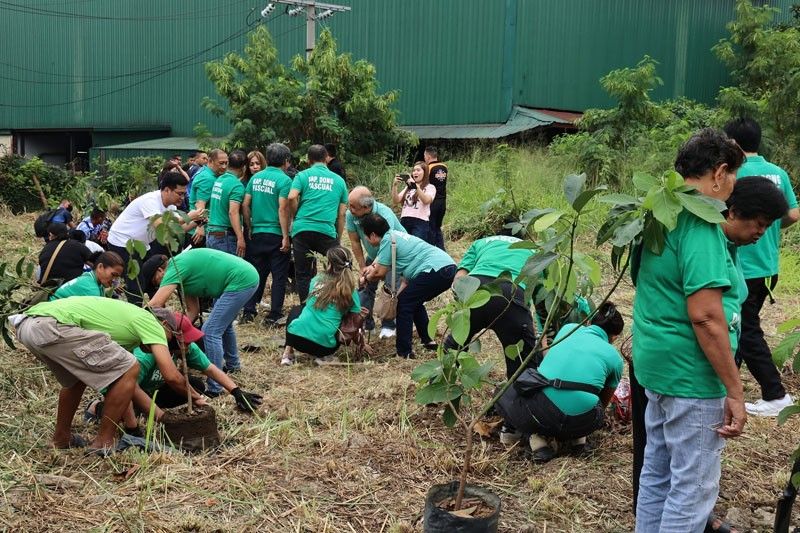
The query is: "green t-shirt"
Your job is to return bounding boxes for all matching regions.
[345,201,406,260]
[188,167,217,210]
[50,271,105,300]
[207,172,245,232]
[290,163,348,238]
[25,296,167,350]
[160,248,259,298]
[287,275,361,348]
[374,230,455,280]
[736,155,798,278]
[539,323,623,416]
[633,210,742,398]
[246,167,292,235]
[458,236,535,288]
[133,342,211,394]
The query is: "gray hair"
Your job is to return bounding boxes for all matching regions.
[150,307,177,332]
[266,143,291,167]
[358,194,375,209]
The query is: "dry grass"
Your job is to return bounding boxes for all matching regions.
[1,211,800,532]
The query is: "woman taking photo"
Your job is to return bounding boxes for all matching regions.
[392,161,436,243]
[280,246,361,366]
[243,150,267,186]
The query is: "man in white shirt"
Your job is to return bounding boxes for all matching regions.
[107,173,204,304]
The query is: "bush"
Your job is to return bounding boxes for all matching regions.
[0,155,74,213]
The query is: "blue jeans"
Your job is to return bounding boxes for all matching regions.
[206,233,237,255]
[635,389,725,533]
[202,286,257,394]
[396,264,456,356]
[401,216,432,244]
[358,257,400,330]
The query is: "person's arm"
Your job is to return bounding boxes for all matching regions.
[287,189,300,219]
[185,295,200,321]
[349,231,367,270]
[364,262,389,281]
[242,194,253,238]
[149,344,206,405]
[336,203,346,240]
[278,197,291,253]
[454,268,470,280]
[147,284,177,308]
[204,364,239,392]
[415,184,435,205]
[599,387,615,408]
[391,179,406,205]
[132,385,165,421]
[686,288,746,438]
[782,207,800,229]
[229,201,245,257]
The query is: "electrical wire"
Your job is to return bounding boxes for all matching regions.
[0,11,287,86]
[0,0,251,22]
[0,9,289,108]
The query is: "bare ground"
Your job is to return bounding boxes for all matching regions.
[0,209,799,532]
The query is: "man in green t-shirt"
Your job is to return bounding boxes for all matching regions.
[442,234,539,379]
[287,144,348,302]
[11,298,189,451]
[346,186,405,336]
[187,149,228,246]
[724,118,800,416]
[207,150,247,258]
[148,248,258,396]
[241,143,293,325]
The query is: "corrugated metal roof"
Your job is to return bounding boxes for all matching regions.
[404,106,574,139]
[94,137,205,150]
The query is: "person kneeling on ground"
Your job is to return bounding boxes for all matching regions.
[87,312,262,428]
[360,213,456,358]
[281,246,362,366]
[496,302,624,463]
[50,251,125,300]
[8,297,183,451]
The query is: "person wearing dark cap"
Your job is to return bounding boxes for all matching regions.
[37,222,92,285]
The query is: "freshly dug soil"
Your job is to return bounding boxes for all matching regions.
[161,404,220,452]
[437,496,496,519]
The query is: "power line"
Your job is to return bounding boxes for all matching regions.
[0,0,251,22]
[0,10,280,108]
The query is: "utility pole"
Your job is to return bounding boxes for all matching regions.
[263,1,351,58]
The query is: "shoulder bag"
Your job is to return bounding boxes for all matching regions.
[373,233,398,321]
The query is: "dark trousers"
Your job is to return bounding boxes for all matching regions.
[429,197,446,250]
[292,230,339,302]
[108,243,146,306]
[243,233,290,319]
[443,277,539,378]
[284,305,339,357]
[496,387,604,440]
[630,362,647,513]
[400,216,432,244]
[135,376,206,413]
[736,275,785,400]
[396,264,457,356]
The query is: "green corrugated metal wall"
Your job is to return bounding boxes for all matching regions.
[0,0,793,137]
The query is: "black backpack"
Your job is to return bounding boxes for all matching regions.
[34,208,58,238]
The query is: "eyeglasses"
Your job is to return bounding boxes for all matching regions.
[174,190,187,197]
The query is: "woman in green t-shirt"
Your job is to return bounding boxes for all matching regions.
[633,129,747,532]
[281,246,361,366]
[51,251,125,300]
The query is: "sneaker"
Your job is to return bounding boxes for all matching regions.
[745,394,793,417]
[530,445,556,463]
[499,425,522,445]
[422,341,438,351]
[314,354,339,366]
[239,312,256,324]
[397,352,416,359]
[280,355,294,366]
[379,327,396,339]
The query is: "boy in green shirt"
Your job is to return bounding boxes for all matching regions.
[724,117,799,416]
[288,144,348,302]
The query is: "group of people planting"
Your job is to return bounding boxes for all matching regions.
[8,122,798,531]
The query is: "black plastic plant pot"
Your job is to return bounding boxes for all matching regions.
[423,481,501,533]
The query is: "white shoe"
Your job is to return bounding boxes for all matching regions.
[499,425,522,445]
[379,327,396,339]
[745,394,793,417]
[280,355,294,366]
